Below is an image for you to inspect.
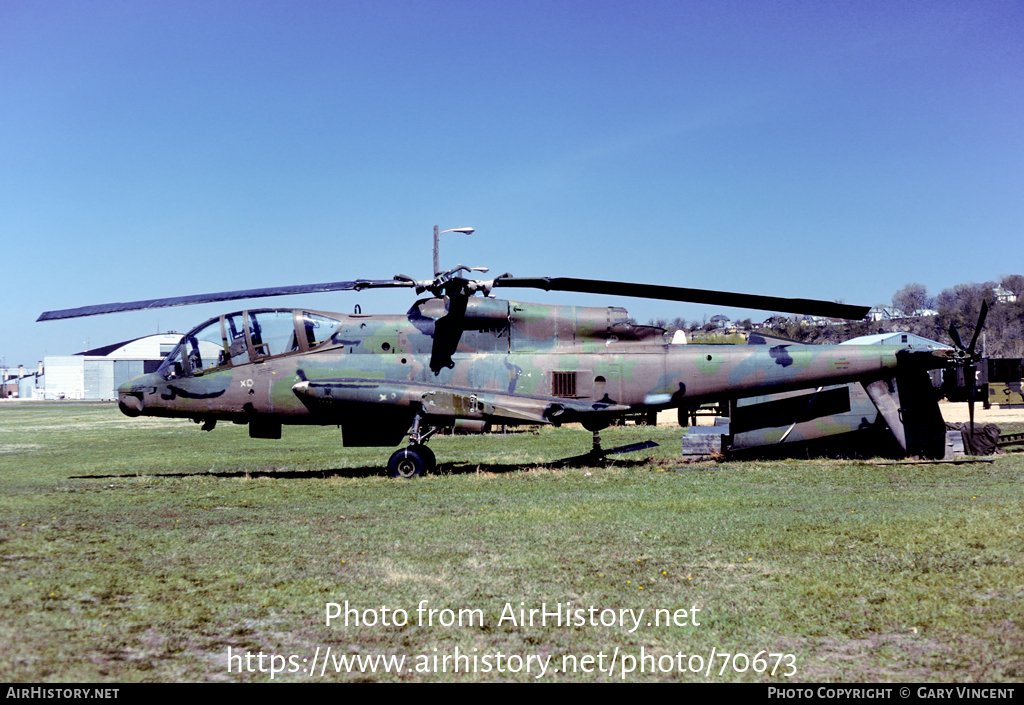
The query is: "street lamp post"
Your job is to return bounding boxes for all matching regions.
[433,224,475,278]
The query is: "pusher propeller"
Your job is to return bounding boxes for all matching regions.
[948,300,989,438]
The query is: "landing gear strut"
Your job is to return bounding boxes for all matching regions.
[551,422,612,467]
[388,444,436,478]
[551,422,660,467]
[388,411,438,479]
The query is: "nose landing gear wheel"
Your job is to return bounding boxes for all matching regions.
[387,444,436,479]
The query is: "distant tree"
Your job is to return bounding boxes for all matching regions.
[983,276,1024,356]
[892,283,934,317]
[986,297,1024,357]
[1000,274,1024,298]
[739,274,1020,353]
[935,282,995,342]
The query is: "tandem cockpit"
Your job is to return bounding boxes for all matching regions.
[159,309,342,379]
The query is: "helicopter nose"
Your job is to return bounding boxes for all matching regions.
[118,390,144,417]
[117,376,149,417]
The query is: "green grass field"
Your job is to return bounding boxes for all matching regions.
[2,402,1022,682]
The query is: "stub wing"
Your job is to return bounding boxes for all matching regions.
[291,378,630,427]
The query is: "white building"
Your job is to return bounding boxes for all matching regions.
[35,333,182,400]
[994,285,1018,304]
[839,332,950,349]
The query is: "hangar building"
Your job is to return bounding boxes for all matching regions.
[30,333,182,400]
[839,332,950,349]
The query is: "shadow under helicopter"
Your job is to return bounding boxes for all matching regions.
[67,429,926,482]
[68,454,657,482]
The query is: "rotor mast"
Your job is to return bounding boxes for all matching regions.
[433,224,476,277]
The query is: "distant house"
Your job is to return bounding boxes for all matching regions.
[804,315,846,327]
[867,306,898,322]
[762,315,790,328]
[869,305,937,321]
[994,286,1018,304]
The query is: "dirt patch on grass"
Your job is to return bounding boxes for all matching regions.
[790,632,948,681]
[2,417,184,433]
[782,621,1024,682]
[939,402,1024,425]
[0,444,43,454]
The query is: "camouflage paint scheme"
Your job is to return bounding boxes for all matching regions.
[727,383,886,455]
[117,296,952,461]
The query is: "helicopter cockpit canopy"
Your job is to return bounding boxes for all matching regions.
[159,309,341,378]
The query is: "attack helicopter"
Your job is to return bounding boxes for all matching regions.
[38,226,983,477]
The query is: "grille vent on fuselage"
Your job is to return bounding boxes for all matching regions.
[551,371,577,398]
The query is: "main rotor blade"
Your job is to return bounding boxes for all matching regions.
[967,300,989,355]
[37,279,414,322]
[492,276,869,320]
[949,323,965,352]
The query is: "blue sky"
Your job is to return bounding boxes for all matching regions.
[2,0,1021,368]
